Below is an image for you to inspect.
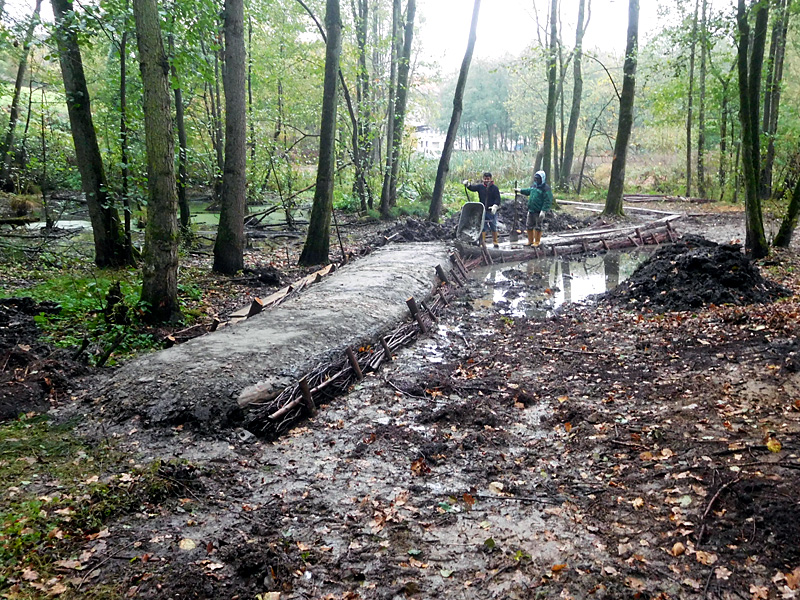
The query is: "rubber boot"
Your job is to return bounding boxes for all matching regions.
[533,230,542,247]
[480,231,486,246]
[525,229,534,246]
[492,231,499,248]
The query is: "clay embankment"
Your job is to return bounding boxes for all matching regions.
[94,242,451,431]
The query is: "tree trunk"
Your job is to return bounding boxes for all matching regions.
[385,0,416,209]
[0,0,42,190]
[52,0,129,268]
[697,0,707,199]
[214,0,247,274]
[542,0,558,180]
[603,0,638,217]
[428,0,480,223]
[736,0,769,258]
[379,0,401,219]
[168,34,191,236]
[119,26,133,262]
[760,0,790,200]
[560,0,587,189]
[133,0,180,321]
[298,0,341,266]
[352,0,371,211]
[685,0,698,197]
[774,163,800,247]
[248,16,255,165]
[719,79,728,199]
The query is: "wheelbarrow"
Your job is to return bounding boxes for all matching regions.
[455,202,485,243]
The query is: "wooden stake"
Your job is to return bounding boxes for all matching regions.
[299,378,316,416]
[437,288,449,306]
[420,300,438,323]
[406,296,428,333]
[435,264,451,286]
[379,336,393,362]
[346,347,364,380]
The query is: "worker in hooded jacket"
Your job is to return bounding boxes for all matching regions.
[515,170,553,247]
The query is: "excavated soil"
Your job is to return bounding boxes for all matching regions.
[603,234,790,312]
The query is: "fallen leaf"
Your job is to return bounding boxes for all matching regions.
[787,567,800,590]
[462,493,475,508]
[767,438,782,453]
[55,560,82,570]
[488,482,505,495]
[179,538,197,551]
[671,542,686,557]
[750,584,769,599]
[551,564,567,572]
[22,568,39,581]
[715,566,732,580]
[696,551,718,566]
[631,497,644,510]
[440,569,453,578]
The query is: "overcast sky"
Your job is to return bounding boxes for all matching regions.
[417,0,682,72]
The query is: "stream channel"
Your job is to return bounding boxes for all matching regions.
[471,249,650,318]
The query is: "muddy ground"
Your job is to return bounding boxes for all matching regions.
[3,201,800,599]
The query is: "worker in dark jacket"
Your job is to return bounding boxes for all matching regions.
[515,170,553,247]
[463,172,501,247]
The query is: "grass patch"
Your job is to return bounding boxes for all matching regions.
[0,414,197,597]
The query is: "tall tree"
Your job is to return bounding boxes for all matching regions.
[559,0,588,188]
[383,0,416,211]
[168,33,191,237]
[133,0,180,321]
[51,0,130,267]
[697,0,707,199]
[542,0,558,180]
[214,0,247,274]
[428,0,480,223]
[685,0,698,197]
[774,161,800,247]
[736,0,769,257]
[0,0,42,190]
[298,0,342,265]
[352,0,372,211]
[379,0,401,219]
[603,0,638,216]
[760,0,791,199]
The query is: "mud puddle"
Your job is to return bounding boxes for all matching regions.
[472,250,650,317]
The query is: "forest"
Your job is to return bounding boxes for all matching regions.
[1,0,800,598]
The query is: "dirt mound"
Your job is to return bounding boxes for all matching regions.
[0,297,89,421]
[601,235,789,312]
[372,217,456,245]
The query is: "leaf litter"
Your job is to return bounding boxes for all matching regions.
[1,209,800,599]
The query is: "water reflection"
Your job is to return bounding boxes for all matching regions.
[473,250,648,318]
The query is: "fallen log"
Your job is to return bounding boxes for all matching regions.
[457,227,676,261]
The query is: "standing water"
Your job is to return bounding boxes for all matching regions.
[472,250,650,318]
